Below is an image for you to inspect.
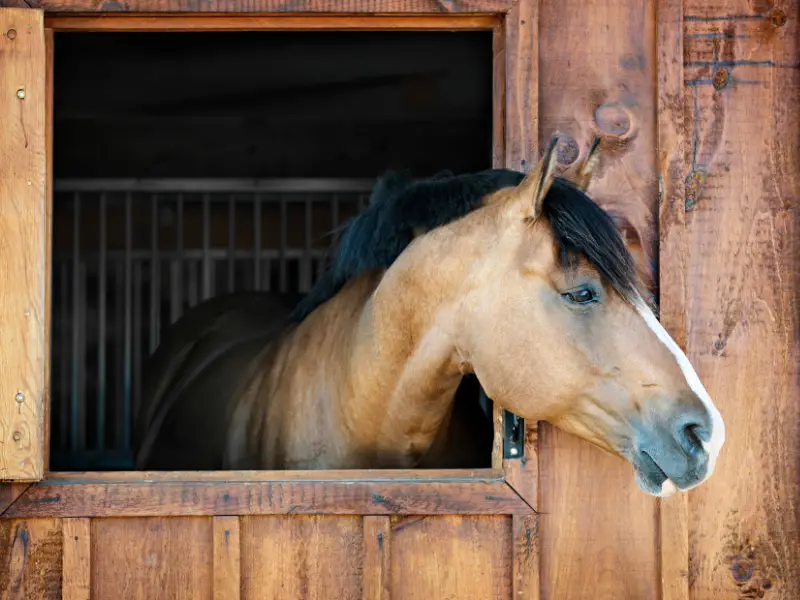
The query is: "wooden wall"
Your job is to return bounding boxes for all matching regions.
[1,515,517,599]
[0,0,798,599]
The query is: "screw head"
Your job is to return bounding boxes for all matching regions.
[15,392,24,402]
[510,447,519,456]
[16,88,25,100]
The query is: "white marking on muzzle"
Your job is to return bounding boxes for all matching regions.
[634,298,726,488]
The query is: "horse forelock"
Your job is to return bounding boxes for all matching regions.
[539,177,647,309]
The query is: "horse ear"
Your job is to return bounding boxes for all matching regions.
[573,136,602,192]
[519,135,560,220]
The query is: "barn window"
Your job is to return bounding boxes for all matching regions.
[48,29,499,472]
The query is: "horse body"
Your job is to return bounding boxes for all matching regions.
[135,138,726,497]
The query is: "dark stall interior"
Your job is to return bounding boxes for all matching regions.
[51,30,495,470]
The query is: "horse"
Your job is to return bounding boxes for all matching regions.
[134,136,725,497]
[132,167,525,472]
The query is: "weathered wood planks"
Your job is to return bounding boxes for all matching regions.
[0,8,47,482]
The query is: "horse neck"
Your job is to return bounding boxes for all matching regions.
[337,229,480,466]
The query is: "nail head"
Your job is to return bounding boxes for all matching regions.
[16,88,25,100]
[594,103,631,136]
[15,392,24,402]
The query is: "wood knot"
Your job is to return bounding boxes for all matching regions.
[713,68,730,90]
[6,29,17,40]
[730,559,754,582]
[768,8,787,27]
[555,135,580,166]
[594,103,632,137]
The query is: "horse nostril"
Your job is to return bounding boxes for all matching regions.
[679,423,705,457]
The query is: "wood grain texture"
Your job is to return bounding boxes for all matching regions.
[390,515,512,599]
[0,483,31,516]
[503,420,538,510]
[61,518,90,600]
[656,1,690,599]
[0,8,47,482]
[20,0,517,13]
[5,478,531,517]
[676,2,800,599]
[44,14,500,31]
[212,517,240,600]
[91,517,213,600]
[537,0,660,598]
[363,516,391,600]
[43,27,53,474]
[503,0,537,171]
[241,516,363,600]
[512,514,539,600]
[0,518,62,599]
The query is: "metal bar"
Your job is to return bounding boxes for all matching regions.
[70,192,81,453]
[115,258,124,449]
[227,194,236,293]
[59,261,69,450]
[171,194,184,323]
[202,193,212,300]
[188,260,198,308]
[78,263,87,452]
[133,261,142,418]
[279,194,287,293]
[302,194,313,292]
[97,193,107,451]
[254,193,262,290]
[149,194,161,354]
[54,248,329,262]
[123,192,133,451]
[55,178,374,194]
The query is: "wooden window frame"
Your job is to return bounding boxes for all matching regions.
[1,3,538,519]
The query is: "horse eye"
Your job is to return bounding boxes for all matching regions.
[563,287,597,305]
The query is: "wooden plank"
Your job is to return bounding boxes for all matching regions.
[492,20,507,171]
[91,517,213,599]
[0,8,47,482]
[61,518,90,600]
[5,478,531,518]
[212,517,240,600]
[656,1,690,599]
[536,0,660,597]
[390,515,512,599]
[512,514,539,600]
[0,483,31,516]
[0,518,62,599]
[40,468,502,483]
[503,0,537,171]
[363,516,391,600]
[503,421,538,509]
[44,14,500,32]
[676,2,800,598]
[241,516,362,600]
[42,27,53,474]
[29,0,516,14]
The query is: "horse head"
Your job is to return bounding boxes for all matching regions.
[452,136,725,497]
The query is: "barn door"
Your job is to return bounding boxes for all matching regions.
[0,8,47,481]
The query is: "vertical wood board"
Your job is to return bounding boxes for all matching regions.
[90,517,213,600]
[240,515,363,600]
[389,515,512,600]
[0,8,47,481]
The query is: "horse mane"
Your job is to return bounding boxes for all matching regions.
[291,168,644,322]
[291,168,525,321]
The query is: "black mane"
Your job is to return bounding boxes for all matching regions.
[291,168,525,321]
[290,170,640,322]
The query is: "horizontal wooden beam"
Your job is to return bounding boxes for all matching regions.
[45,14,501,31]
[4,474,533,517]
[30,0,517,15]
